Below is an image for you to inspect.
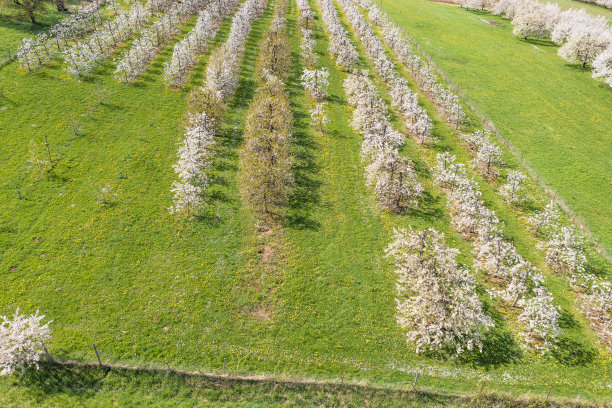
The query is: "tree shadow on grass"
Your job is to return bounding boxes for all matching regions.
[458,302,522,369]
[285,26,322,231]
[549,337,597,367]
[518,37,556,48]
[407,191,445,221]
[20,362,106,397]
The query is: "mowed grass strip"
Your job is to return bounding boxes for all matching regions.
[377,0,612,255]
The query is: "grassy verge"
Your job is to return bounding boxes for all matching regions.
[1,361,606,408]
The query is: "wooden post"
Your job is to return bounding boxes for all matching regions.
[478,380,486,396]
[223,358,226,374]
[93,343,102,367]
[43,344,52,362]
[165,361,171,371]
[546,386,552,401]
[411,373,419,391]
[44,135,52,162]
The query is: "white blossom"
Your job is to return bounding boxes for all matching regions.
[310,102,329,131]
[365,149,423,211]
[518,287,562,351]
[0,309,51,376]
[539,225,587,274]
[386,227,494,355]
[301,67,330,100]
[528,200,559,236]
[500,170,528,203]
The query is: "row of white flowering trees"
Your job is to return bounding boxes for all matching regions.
[62,0,179,77]
[169,0,267,217]
[17,0,110,71]
[468,0,612,87]
[320,0,425,213]
[433,153,563,349]
[337,0,570,351]
[114,0,214,82]
[297,0,331,132]
[163,0,240,87]
[359,1,465,129]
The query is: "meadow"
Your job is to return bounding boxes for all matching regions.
[0,0,611,405]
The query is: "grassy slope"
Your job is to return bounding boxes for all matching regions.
[0,0,610,405]
[546,0,612,19]
[377,0,612,255]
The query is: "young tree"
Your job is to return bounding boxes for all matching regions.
[476,139,503,176]
[589,278,612,319]
[301,67,330,100]
[365,149,423,211]
[500,170,528,203]
[310,102,329,132]
[0,308,51,376]
[518,287,563,351]
[386,227,494,355]
[539,225,587,274]
[528,200,559,237]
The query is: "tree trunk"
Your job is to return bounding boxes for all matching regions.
[56,0,68,12]
[27,9,36,23]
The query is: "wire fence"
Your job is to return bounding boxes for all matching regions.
[31,341,607,407]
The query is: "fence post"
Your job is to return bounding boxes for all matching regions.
[43,344,52,362]
[478,380,486,396]
[93,343,102,367]
[411,373,419,391]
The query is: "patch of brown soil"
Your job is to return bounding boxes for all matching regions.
[243,305,272,321]
[262,245,274,263]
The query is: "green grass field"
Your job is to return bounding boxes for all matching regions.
[377,0,612,255]
[0,0,611,405]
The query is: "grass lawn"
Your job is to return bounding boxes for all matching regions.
[0,0,610,404]
[377,0,612,255]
